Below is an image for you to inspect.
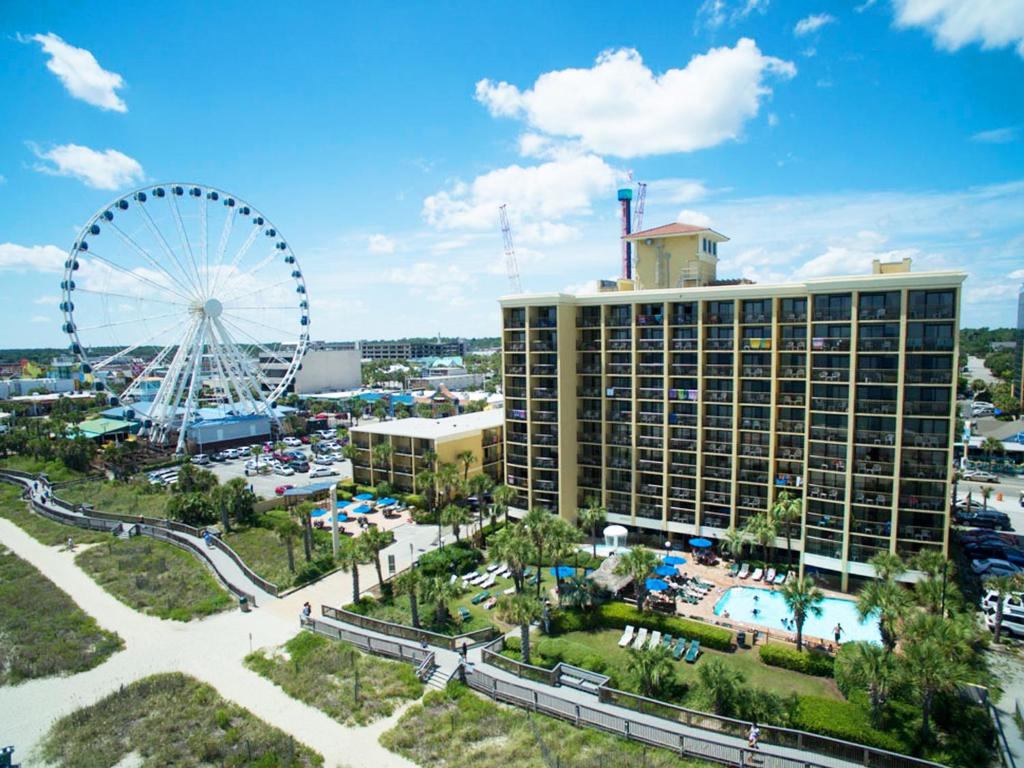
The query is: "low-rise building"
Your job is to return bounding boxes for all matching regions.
[261,341,361,395]
[351,409,504,493]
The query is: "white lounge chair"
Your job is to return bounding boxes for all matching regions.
[738,563,750,579]
[503,586,516,595]
[618,625,635,647]
[633,627,649,650]
[487,563,500,573]
[751,568,764,581]
[649,630,662,649]
[449,574,458,584]
[785,571,796,584]
[765,568,776,583]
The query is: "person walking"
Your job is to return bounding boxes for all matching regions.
[65,536,74,552]
[833,623,844,645]
[746,721,761,765]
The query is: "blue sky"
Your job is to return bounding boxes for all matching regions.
[2,0,1023,348]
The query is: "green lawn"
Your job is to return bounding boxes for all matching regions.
[0,545,124,685]
[360,566,563,635]
[223,523,294,589]
[0,455,85,482]
[0,484,110,546]
[381,681,715,768]
[548,628,840,701]
[59,478,171,518]
[245,631,423,726]
[75,537,232,621]
[38,672,323,767]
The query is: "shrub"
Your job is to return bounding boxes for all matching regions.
[418,541,482,577]
[759,643,834,677]
[356,485,376,497]
[402,493,426,509]
[794,696,905,753]
[535,638,608,675]
[337,490,353,502]
[294,555,336,587]
[551,603,733,651]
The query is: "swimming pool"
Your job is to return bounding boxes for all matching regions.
[713,586,882,644]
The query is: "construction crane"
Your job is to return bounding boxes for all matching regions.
[499,204,523,293]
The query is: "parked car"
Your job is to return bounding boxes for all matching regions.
[289,461,310,473]
[317,429,336,439]
[985,609,1024,637]
[309,466,338,479]
[274,465,295,476]
[956,509,1012,530]
[211,451,228,462]
[971,558,1021,576]
[274,484,295,496]
[283,437,302,447]
[981,588,1024,610]
[191,454,210,465]
[314,456,335,466]
[300,435,310,444]
[954,498,985,512]
[962,469,1000,483]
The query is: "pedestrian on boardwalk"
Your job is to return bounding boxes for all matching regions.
[745,721,761,764]
[66,536,74,552]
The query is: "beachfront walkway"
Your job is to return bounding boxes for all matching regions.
[0,515,417,768]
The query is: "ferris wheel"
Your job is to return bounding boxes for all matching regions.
[60,183,310,453]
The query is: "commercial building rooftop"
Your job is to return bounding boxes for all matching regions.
[351,408,503,441]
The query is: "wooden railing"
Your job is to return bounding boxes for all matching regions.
[321,604,497,652]
[304,617,434,669]
[208,535,280,596]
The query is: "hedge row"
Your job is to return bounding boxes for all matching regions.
[794,696,905,753]
[504,636,612,677]
[552,603,733,651]
[758,643,834,678]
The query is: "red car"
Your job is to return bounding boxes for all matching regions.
[275,484,295,496]
[300,435,311,443]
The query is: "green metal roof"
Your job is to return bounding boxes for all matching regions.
[76,417,136,438]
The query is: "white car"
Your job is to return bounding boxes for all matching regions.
[317,429,336,439]
[283,437,302,447]
[310,466,338,479]
[314,457,335,466]
[971,558,1021,576]
[274,465,295,476]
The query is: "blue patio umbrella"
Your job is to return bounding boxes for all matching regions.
[354,493,374,501]
[351,504,372,514]
[645,578,670,592]
[662,555,687,566]
[689,537,713,549]
[310,507,330,518]
[550,565,574,578]
[378,497,398,506]
[654,564,677,577]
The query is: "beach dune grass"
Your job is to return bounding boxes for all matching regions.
[59,478,171,518]
[0,545,124,685]
[39,672,323,767]
[381,681,714,768]
[75,537,232,621]
[244,631,423,726]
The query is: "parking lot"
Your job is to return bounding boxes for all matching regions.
[202,450,354,500]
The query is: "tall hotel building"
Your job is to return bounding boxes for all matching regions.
[500,222,964,588]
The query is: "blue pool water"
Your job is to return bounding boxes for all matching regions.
[713,586,881,644]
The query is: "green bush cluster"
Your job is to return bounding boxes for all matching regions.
[294,555,336,587]
[551,603,733,651]
[794,696,905,753]
[356,484,376,497]
[418,541,482,577]
[504,636,611,677]
[402,493,427,509]
[758,643,834,677]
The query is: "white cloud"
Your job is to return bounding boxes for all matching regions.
[696,0,770,29]
[0,243,66,273]
[767,112,779,127]
[971,126,1019,144]
[368,234,396,254]
[31,315,51,324]
[794,13,836,36]
[474,41,795,158]
[384,261,474,306]
[677,209,714,228]
[1010,268,1024,280]
[893,0,1024,58]
[34,294,60,305]
[645,178,710,204]
[422,154,618,232]
[26,32,127,112]
[30,143,144,190]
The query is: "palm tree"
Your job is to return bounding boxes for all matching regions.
[772,491,802,567]
[273,516,302,573]
[546,517,582,598]
[835,641,894,726]
[626,644,675,697]
[294,500,316,562]
[982,436,1005,457]
[342,443,360,463]
[911,549,954,615]
[744,511,777,566]
[492,483,517,527]
[394,568,423,629]
[614,547,659,611]
[436,462,460,506]
[559,575,606,619]
[720,527,747,563]
[869,551,906,583]
[420,448,438,473]
[522,507,554,597]
[496,593,544,666]
[440,504,471,544]
[468,472,495,545]
[337,537,369,601]
[489,522,535,594]
[456,449,476,483]
[414,468,436,512]
[576,498,607,558]
[986,574,1023,643]
[857,579,909,654]
[371,442,393,482]
[981,485,995,512]
[780,575,825,651]
[421,574,463,626]
[697,659,744,717]
[901,613,969,741]
[360,526,395,590]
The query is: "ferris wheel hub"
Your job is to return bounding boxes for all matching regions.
[203,297,223,319]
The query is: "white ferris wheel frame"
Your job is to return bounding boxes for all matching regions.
[59,182,310,453]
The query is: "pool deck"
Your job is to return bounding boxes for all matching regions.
[657,556,857,650]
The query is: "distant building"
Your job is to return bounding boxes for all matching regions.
[350,409,504,493]
[1015,285,1024,409]
[359,338,467,360]
[408,358,487,390]
[0,378,75,399]
[260,341,361,396]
